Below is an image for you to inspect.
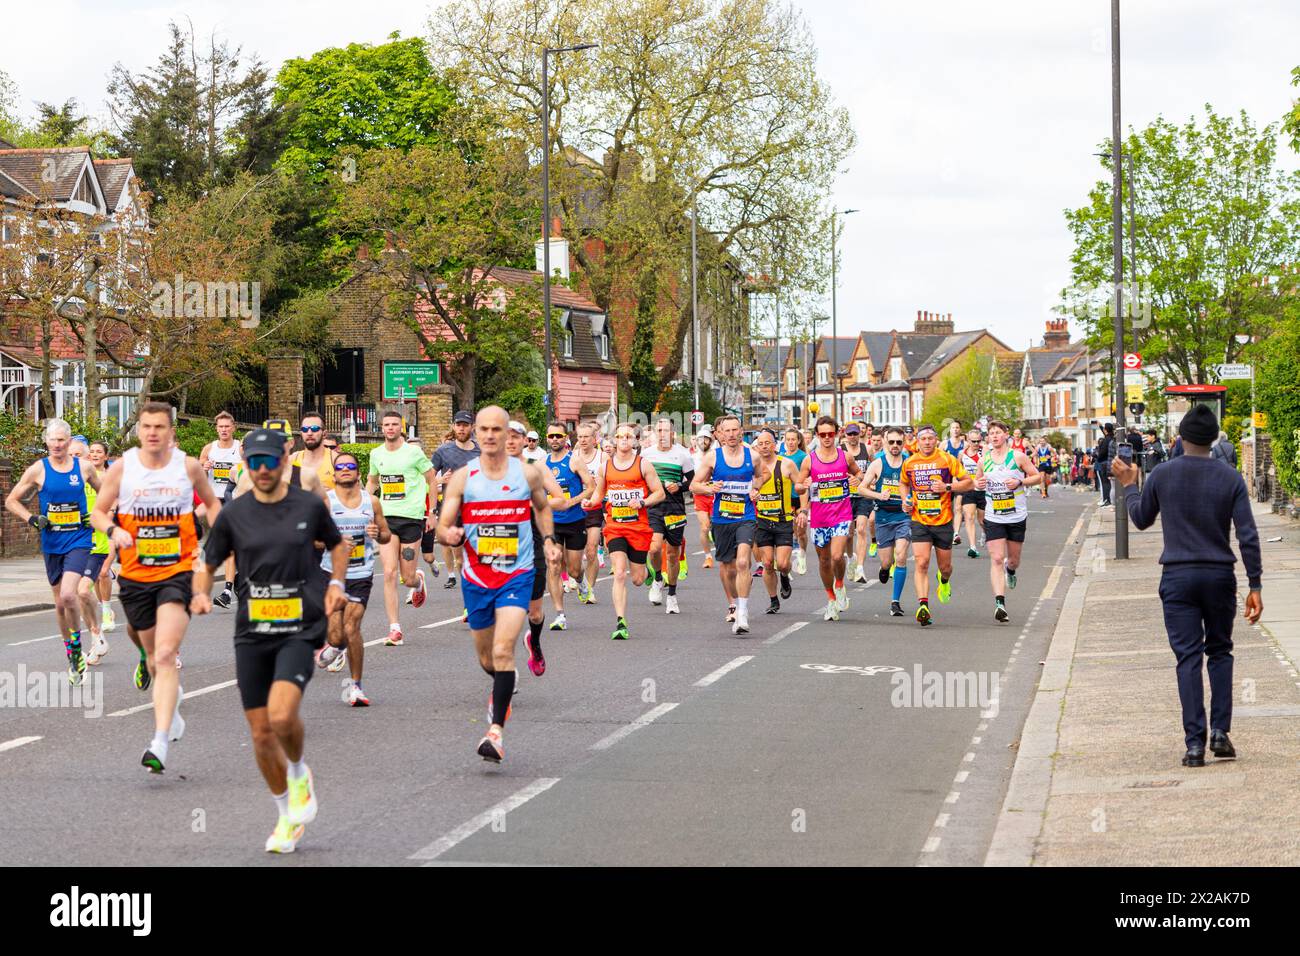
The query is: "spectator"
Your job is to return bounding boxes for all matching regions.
[1096,423,1115,506]
[1212,430,1237,468]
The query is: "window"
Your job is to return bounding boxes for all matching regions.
[561,311,573,358]
[890,357,902,380]
[856,360,868,383]
[589,313,608,361]
[786,369,796,393]
[816,363,828,385]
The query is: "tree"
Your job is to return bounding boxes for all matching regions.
[656,380,724,421]
[1255,303,1300,495]
[34,100,88,146]
[433,0,853,401]
[1063,107,1300,385]
[921,351,1020,432]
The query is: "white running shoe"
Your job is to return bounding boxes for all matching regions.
[404,589,413,605]
[326,647,349,673]
[835,585,849,611]
[101,606,117,632]
[795,549,807,575]
[342,679,370,706]
[85,634,109,665]
[562,575,576,593]
[852,564,868,584]
[597,548,607,569]
[824,600,839,621]
[665,595,680,614]
[648,580,663,605]
[732,610,750,634]
[265,816,305,853]
[725,606,737,623]
[317,644,343,669]
[550,612,567,631]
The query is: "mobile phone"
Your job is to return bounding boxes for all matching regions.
[1117,444,1133,463]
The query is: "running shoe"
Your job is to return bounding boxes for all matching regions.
[835,585,849,612]
[765,598,781,615]
[665,595,680,614]
[852,564,868,584]
[550,613,567,631]
[994,603,1009,623]
[141,749,164,773]
[779,574,792,600]
[101,606,117,632]
[562,573,576,593]
[525,630,546,676]
[878,565,889,584]
[326,648,348,673]
[410,569,427,608]
[317,644,344,669]
[265,816,305,853]
[427,560,441,579]
[936,570,952,604]
[1006,566,1017,589]
[725,605,737,623]
[67,658,83,686]
[85,634,109,665]
[679,557,689,579]
[889,601,904,617]
[732,610,750,634]
[889,562,896,579]
[648,580,663,606]
[584,587,598,606]
[703,554,714,569]
[213,587,233,609]
[477,728,504,762]
[794,548,806,575]
[611,618,630,641]
[342,679,370,706]
[597,547,607,569]
[384,625,404,646]
[444,574,458,590]
[869,541,878,558]
[824,599,839,622]
[404,589,413,605]
[134,659,151,692]
[846,558,857,582]
[953,533,962,546]
[287,766,318,826]
[967,547,980,559]
[916,603,932,626]
[577,580,591,604]
[176,654,182,670]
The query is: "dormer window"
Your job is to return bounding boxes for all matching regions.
[590,313,609,361]
[890,357,902,380]
[560,311,573,358]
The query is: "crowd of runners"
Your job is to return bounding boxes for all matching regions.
[5,404,1055,855]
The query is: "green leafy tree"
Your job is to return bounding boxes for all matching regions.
[1064,107,1300,384]
[656,380,724,421]
[1255,307,1300,494]
[34,99,88,145]
[922,351,1020,432]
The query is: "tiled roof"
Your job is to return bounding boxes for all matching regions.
[559,309,618,372]
[0,147,94,202]
[482,264,602,312]
[859,331,893,372]
[0,304,135,361]
[92,159,133,209]
[893,333,947,376]
[1025,348,1083,385]
[994,352,1024,388]
[908,331,985,380]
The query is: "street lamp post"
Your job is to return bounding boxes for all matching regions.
[1109,0,1129,559]
[541,43,598,415]
[692,200,700,413]
[830,208,858,423]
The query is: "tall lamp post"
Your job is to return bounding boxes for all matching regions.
[830,208,858,423]
[808,312,829,421]
[542,42,598,414]
[1109,0,1129,559]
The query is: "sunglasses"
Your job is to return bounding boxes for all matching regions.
[301,425,322,433]
[324,443,338,450]
[547,433,566,439]
[817,430,836,438]
[887,440,903,445]
[333,461,359,471]
[247,454,280,471]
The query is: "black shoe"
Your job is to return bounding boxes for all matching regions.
[444,575,457,590]
[213,588,233,609]
[878,565,889,584]
[765,599,780,615]
[779,574,792,600]
[1209,730,1235,759]
[994,603,1009,623]
[1181,746,1205,768]
[889,601,904,617]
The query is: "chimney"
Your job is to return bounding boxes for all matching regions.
[914,309,955,335]
[1042,318,1070,349]
[356,244,369,261]
[535,217,569,280]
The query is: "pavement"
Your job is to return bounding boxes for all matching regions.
[0,496,1089,866]
[987,495,1300,866]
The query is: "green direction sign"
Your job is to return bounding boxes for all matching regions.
[382,361,441,400]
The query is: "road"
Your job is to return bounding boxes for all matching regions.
[0,491,1089,866]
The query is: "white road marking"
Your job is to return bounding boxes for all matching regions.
[590,702,679,751]
[108,680,238,717]
[922,837,941,853]
[409,777,561,862]
[944,791,960,804]
[954,770,969,783]
[762,621,808,645]
[934,813,950,827]
[8,633,61,647]
[963,752,975,762]
[695,656,754,687]
[0,736,41,753]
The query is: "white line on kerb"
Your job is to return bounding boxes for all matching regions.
[409,777,561,862]
[589,702,679,751]
[0,736,41,753]
[107,680,238,718]
[763,620,808,645]
[695,656,754,687]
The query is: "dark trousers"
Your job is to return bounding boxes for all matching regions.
[1097,459,1110,503]
[1158,565,1236,749]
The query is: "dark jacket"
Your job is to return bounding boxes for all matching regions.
[1212,437,1237,468]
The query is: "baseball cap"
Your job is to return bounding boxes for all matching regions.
[699,424,713,437]
[844,423,861,436]
[508,420,526,435]
[526,430,539,440]
[243,428,290,459]
[453,410,473,425]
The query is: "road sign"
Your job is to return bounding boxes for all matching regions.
[690,410,704,426]
[1215,363,1253,380]
[1254,411,1269,429]
[1122,353,1142,370]
[1125,383,1144,403]
[851,404,864,419]
[381,361,441,401]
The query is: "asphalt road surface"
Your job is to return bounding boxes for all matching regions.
[0,491,1089,866]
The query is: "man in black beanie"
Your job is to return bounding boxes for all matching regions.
[1111,403,1263,767]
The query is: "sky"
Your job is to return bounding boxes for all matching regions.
[4,0,1300,354]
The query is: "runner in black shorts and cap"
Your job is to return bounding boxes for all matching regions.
[193,427,349,854]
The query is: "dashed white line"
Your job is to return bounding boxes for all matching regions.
[963,752,975,762]
[944,791,961,804]
[695,656,755,687]
[7,633,61,647]
[0,736,41,753]
[763,621,808,645]
[934,813,951,827]
[108,680,238,718]
[409,777,561,862]
[954,770,969,783]
[589,702,679,751]
[922,837,942,853]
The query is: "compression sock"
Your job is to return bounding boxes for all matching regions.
[825,587,836,601]
[995,595,1005,605]
[667,583,677,596]
[287,759,307,781]
[529,617,543,642]
[491,670,516,726]
[892,566,908,602]
[834,578,844,591]
[736,597,747,615]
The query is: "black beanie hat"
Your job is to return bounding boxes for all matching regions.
[1178,403,1219,446]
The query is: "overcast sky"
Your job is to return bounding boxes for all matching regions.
[5,1,1300,353]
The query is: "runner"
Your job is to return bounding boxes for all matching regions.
[289,411,336,492]
[435,406,561,761]
[428,411,479,590]
[69,438,111,665]
[858,425,912,616]
[957,427,985,558]
[641,417,695,615]
[91,403,221,771]
[192,427,348,852]
[899,423,973,627]
[506,420,564,674]
[198,412,242,608]
[943,421,966,546]
[903,425,919,455]
[1034,437,1055,499]
[366,410,437,645]
[5,419,102,684]
[542,420,594,630]
[796,416,860,621]
[572,422,607,602]
[865,428,884,560]
[522,430,546,464]
[781,426,809,574]
[316,450,393,704]
[1010,427,1029,455]
[692,415,768,634]
[752,428,797,614]
[588,424,666,639]
[87,441,118,632]
[691,425,716,569]
[975,421,1042,622]
[843,422,874,583]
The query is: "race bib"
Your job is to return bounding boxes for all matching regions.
[719,492,747,517]
[136,524,181,565]
[379,473,406,500]
[880,482,900,501]
[247,581,304,636]
[46,502,83,531]
[608,487,644,522]
[348,535,367,567]
[663,513,687,528]
[816,480,847,503]
[212,465,232,483]
[915,493,942,514]
[476,523,520,566]
[757,492,783,516]
[990,490,1017,514]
